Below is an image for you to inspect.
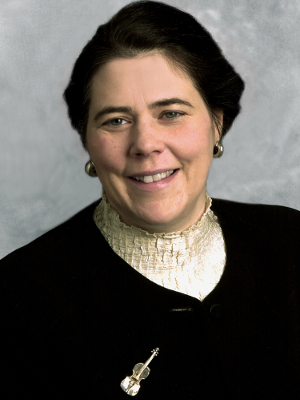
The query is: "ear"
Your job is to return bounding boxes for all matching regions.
[213,111,223,142]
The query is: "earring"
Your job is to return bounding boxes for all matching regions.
[213,142,224,158]
[85,160,97,177]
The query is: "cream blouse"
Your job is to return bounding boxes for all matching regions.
[93,194,226,301]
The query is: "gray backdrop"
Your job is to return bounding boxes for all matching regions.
[1,0,300,259]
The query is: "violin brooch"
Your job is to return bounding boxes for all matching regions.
[120,348,159,396]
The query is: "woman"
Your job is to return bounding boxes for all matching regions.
[1,1,299,398]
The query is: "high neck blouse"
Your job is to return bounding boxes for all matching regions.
[93,194,226,301]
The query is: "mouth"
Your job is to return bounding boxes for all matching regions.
[131,169,177,183]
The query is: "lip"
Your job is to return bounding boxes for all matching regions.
[128,169,179,191]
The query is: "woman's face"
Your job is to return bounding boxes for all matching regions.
[86,53,220,233]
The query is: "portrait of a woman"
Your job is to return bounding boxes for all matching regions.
[1,1,299,398]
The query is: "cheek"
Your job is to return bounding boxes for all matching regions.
[87,135,125,176]
[173,126,214,162]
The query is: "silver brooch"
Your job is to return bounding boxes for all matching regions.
[120,348,159,396]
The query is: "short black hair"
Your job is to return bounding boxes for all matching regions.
[63,0,245,146]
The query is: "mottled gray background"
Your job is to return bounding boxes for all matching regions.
[1,0,300,259]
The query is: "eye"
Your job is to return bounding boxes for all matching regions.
[161,111,185,119]
[106,118,127,126]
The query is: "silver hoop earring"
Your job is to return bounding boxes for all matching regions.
[213,142,224,158]
[85,160,97,177]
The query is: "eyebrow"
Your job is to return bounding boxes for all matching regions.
[149,98,194,109]
[93,97,194,122]
[93,106,133,122]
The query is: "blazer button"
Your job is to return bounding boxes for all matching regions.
[210,304,221,318]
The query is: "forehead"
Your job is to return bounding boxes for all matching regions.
[89,53,200,107]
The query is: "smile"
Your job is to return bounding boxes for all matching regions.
[132,170,175,183]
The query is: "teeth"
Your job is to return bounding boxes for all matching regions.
[144,175,153,183]
[133,170,174,183]
[153,173,162,182]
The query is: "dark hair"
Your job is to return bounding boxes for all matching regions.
[63,0,245,146]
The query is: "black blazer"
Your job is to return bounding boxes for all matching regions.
[1,199,300,399]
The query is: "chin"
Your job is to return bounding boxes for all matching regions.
[131,211,184,233]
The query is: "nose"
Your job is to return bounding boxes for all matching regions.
[129,120,165,158]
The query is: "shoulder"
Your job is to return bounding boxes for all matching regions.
[211,198,300,262]
[210,199,300,295]
[211,197,300,229]
[0,199,105,285]
[2,200,98,256]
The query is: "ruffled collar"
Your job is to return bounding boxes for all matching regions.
[93,193,226,301]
